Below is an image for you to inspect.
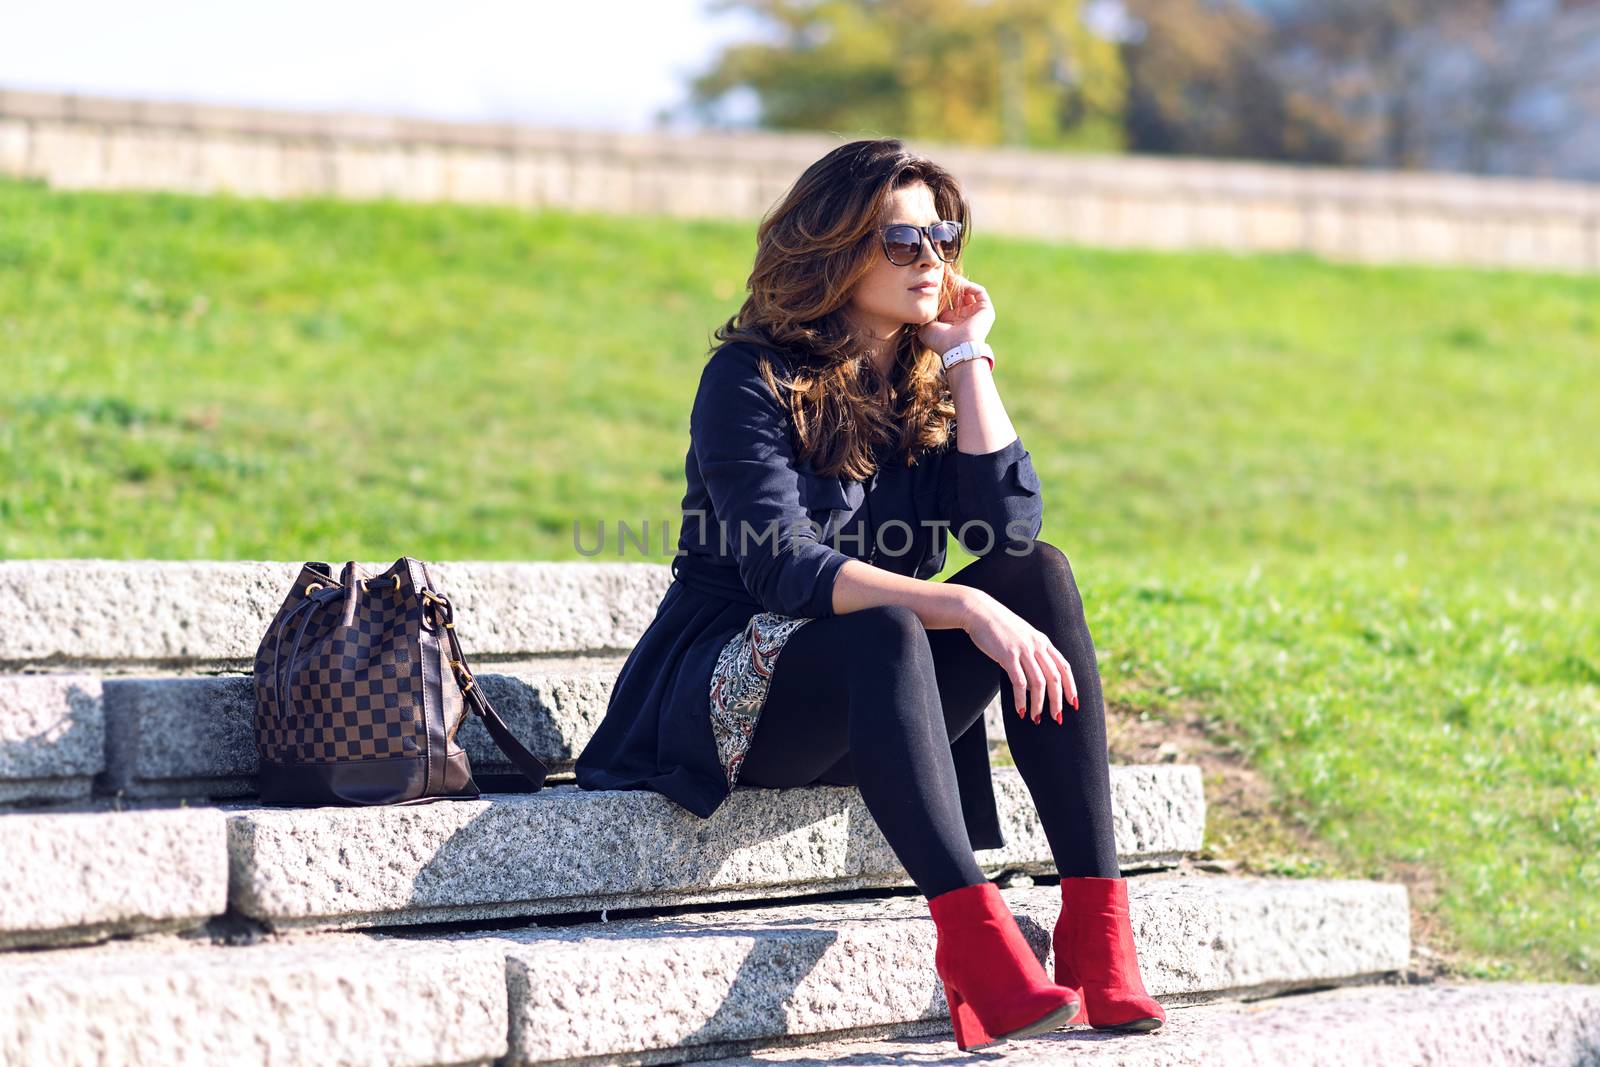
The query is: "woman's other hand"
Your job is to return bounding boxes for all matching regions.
[957,587,1078,724]
[917,269,996,355]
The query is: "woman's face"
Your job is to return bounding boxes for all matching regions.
[845,182,946,339]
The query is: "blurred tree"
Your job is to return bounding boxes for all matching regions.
[1120,0,1600,178]
[679,0,1128,151]
[1266,0,1600,177]
[1118,0,1338,160]
[1264,0,1501,168]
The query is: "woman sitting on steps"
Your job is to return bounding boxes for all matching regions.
[575,138,1165,1051]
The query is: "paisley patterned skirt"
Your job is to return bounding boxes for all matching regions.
[707,611,813,788]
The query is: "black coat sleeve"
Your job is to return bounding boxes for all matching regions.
[690,344,852,617]
[937,432,1045,556]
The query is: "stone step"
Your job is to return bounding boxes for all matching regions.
[227,765,1205,931]
[1,765,1200,947]
[0,805,227,950]
[0,559,671,669]
[481,873,1410,1066]
[0,930,508,1067]
[694,982,1600,1066]
[2,658,1002,803]
[0,874,1412,1067]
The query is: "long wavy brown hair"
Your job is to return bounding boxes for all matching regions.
[710,138,970,482]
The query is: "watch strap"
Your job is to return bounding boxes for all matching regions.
[940,340,995,371]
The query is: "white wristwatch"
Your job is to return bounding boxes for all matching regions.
[940,340,995,372]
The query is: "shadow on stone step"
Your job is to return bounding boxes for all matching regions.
[181,910,275,948]
[397,785,945,921]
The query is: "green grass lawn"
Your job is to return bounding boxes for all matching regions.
[2,176,1595,982]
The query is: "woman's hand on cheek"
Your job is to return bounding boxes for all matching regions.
[917,270,996,354]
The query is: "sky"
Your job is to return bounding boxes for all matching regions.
[0,1,768,131]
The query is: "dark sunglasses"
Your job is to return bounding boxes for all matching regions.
[878,220,963,266]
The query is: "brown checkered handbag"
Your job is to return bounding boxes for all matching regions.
[251,556,548,805]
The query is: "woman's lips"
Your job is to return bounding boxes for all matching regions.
[909,283,938,292]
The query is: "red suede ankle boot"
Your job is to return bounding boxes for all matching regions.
[928,881,1081,1051]
[1053,876,1166,1031]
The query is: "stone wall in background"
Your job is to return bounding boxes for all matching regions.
[2,87,1597,273]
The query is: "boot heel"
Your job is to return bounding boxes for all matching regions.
[945,986,1001,1052]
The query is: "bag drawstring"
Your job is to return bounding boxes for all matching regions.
[271,583,344,707]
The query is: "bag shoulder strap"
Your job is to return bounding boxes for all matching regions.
[432,591,550,791]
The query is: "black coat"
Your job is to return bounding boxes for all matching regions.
[574,340,1045,850]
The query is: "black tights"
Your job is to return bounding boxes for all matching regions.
[738,539,1121,898]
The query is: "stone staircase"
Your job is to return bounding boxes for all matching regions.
[1,559,1594,1067]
